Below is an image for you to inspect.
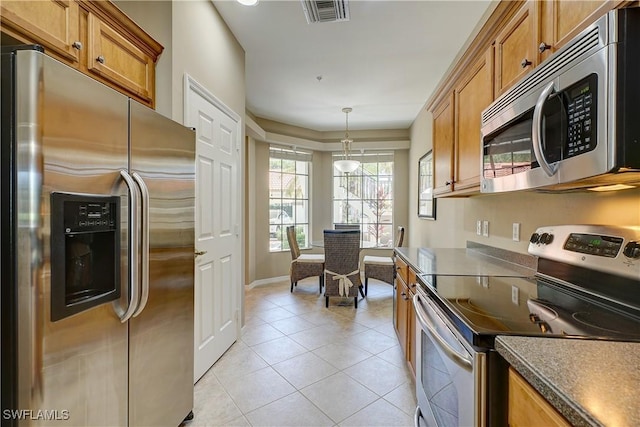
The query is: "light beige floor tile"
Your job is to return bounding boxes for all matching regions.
[345,356,411,396]
[190,375,243,426]
[350,329,399,355]
[289,325,352,351]
[251,336,308,365]
[272,352,339,389]
[211,343,268,384]
[383,382,419,417]
[373,320,398,338]
[312,341,374,370]
[338,398,414,426]
[270,315,317,335]
[245,391,334,427]
[221,366,296,413]
[255,306,298,323]
[376,345,407,368]
[241,322,285,346]
[300,372,378,423]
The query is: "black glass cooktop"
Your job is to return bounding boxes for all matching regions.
[417,274,640,348]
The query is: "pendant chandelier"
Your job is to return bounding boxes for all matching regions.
[334,107,360,174]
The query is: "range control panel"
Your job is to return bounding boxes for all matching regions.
[529,225,640,280]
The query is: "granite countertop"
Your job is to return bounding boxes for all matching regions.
[395,246,536,277]
[496,336,640,427]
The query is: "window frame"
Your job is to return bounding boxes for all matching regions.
[268,146,312,252]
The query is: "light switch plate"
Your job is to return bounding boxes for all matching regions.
[511,285,519,305]
[476,220,482,236]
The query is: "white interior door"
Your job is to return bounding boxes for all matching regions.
[185,75,241,382]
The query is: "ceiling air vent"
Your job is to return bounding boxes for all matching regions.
[300,0,350,24]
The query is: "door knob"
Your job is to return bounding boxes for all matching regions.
[194,250,207,258]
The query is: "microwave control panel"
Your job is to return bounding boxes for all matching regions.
[566,74,597,158]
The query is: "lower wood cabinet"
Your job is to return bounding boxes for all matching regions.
[508,367,571,427]
[394,255,416,376]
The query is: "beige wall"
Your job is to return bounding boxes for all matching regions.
[248,139,410,283]
[407,107,640,252]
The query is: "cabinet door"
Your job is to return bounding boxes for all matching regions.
[395,278,409,357]
[432,93,455,195]
[508,368,571,427]
[494,0,538,96]
[0,0,80,63]
[538,0,615,61]
[86,12,154,103]
[454,48,493,192]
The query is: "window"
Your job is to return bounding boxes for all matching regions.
[332,152,393,247]
[269,146,311,252]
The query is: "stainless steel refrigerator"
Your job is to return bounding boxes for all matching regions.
[1,46,195,426]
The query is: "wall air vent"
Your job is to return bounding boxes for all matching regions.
[301,0,350,24]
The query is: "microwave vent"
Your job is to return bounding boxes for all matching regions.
[482,26,602,125]
[301,0,350,24]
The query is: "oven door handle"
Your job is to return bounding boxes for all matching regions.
[532,81,559,177]
[413,293,473,371]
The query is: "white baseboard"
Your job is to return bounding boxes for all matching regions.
[247,275,289,289]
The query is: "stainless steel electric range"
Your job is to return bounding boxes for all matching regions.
[412,225,640,427]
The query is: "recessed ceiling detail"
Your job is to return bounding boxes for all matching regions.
[301,0,350,24]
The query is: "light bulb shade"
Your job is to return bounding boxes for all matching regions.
[334,159,360,173]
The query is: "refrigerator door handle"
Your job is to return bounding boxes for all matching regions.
[131,172,150,317]
[116,170,140,323]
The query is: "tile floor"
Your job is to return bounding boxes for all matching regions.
[187,277,417,426]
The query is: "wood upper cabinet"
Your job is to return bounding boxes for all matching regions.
[508,367,571,427]
[454,47,493,192]
[494,0,538,97]
[0,0,81,63]
[86,12,155,103]
[432,93,455,195]
[0,0,162,108]
[538,0,617,61]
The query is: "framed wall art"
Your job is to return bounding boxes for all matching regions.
[418,150,436,219]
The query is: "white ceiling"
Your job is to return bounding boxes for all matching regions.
[212,0,494,131]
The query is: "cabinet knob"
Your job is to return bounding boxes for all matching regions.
[72,41,83,50]
[538,42,551,53]
[96,55,105,64]
[445,180,453,186]
[520,58,532,68]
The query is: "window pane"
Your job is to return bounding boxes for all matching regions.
[332,152,394,247]
[269,147,311,252]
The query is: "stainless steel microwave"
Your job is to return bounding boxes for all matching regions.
[480,8,640,193]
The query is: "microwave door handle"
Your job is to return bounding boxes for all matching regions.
[116,170,140,323]
[131,172,150,317]
[532,81,559,177]
[413,294,473,371]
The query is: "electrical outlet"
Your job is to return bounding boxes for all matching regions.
[511,285,519,305]
[512,223,520,241]
[476,220,482,236]
[482,220,489,237]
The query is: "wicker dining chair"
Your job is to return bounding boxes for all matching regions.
[362,226,405,295]
[286,226,325,293]
[334,224,360,230]
[323,229,365,308]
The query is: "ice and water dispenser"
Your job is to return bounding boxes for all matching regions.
[50,192,120,321]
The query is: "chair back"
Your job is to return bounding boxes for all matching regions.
[323,229,360,275]
[395,226,405,247]
[334,224,360,230]
[286,226,300,259]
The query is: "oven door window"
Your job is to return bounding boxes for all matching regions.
[419,310,475,426]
